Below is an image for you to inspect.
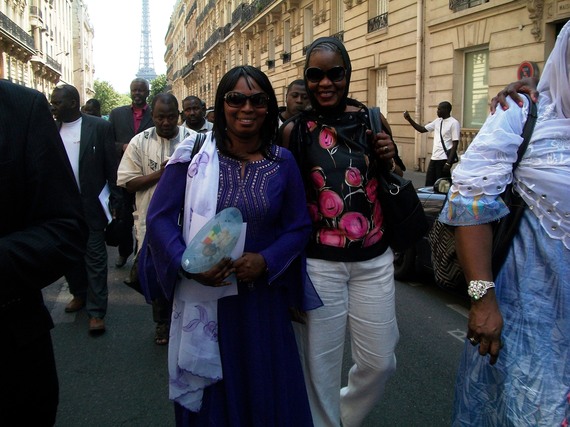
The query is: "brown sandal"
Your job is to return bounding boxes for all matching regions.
[155,322,170,345]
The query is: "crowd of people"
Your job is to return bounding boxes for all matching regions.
[1,22,568,427]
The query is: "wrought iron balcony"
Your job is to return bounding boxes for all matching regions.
[368,13,388,33]
[332,31,344,42]
[0,11,35,51]
[449,0,488,12]
[182,63,194,77]
[46,54,62,73]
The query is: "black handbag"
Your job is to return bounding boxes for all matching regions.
[429,95,538,291]
[105,218,127,247]
[369,107,429,252]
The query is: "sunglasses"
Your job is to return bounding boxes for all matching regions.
[224,92,269,108]
[305,66,346,83]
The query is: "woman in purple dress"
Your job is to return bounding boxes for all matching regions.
[139,66,320,426]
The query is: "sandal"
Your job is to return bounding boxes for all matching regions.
[155,322,170,346]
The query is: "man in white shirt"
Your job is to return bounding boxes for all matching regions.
[117,93,195,345]
[51,84,119,335]
[404,101,460,186]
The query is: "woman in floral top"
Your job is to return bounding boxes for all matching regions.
[281,37,400,427]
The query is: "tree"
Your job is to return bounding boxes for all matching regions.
[148,74,168,106]
[93,80,130,116]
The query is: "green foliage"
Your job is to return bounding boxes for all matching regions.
[148,74,168,106]
[93,80,130,116]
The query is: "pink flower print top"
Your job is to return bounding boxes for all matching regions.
[300,108,388,262]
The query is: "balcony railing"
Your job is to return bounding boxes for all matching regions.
[242,0,275,25]
[331,31,344,43]
[182,63,194,77]
[0,11,35,51]
[449,0,488,12]
[232,3,246,26]
[46,54,62,73]
[368,13,388,33]
[203,28,221,52]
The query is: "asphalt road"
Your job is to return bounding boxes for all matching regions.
[43,244,469,426]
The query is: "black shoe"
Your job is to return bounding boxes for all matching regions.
[115,255,128,268]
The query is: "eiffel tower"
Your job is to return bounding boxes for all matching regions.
[136,0,157,82]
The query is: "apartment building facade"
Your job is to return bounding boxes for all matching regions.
[166,0,568,170]
[0,0,95,101]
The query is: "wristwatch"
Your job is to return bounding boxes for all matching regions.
[467,280,495,301]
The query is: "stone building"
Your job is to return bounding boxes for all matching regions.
[165,0,568,170]
[0,0,95,101]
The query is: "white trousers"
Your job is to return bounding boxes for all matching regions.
[296,251,399,427]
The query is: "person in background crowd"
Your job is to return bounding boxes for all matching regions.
[51,83,120,335]
[139,65,320,426]
[1,79,87,426]
[205,108,214,123]
[81,98,102,117]
[278,79,309,125]
[440,21,570,426]
[117,93,196,345]
[181,95,213,133]
[109,78,154,269]
[403,101,460,186]
[280,37,399,427]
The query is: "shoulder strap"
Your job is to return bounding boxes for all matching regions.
[191,133,206,158]
[369,106,382,134]
[439,120,449,155]
[513,93,538,171]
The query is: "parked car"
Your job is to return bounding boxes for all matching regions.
[393,178,467,294]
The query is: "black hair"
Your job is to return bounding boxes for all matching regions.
[213,66,279,159]
[53,84,80,106]
[439,101,452,113]
[182,95,202,105]
[287,79,306,94]
[151,92,178,111]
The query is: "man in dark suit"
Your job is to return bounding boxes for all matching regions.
[0,80,88,425]
[108,78,154,268]
[51,84,120,334]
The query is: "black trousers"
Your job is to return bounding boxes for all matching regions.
[425,159,451,187]
[118,188,135,258]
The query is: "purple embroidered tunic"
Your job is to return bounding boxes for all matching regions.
[140,144,317,426]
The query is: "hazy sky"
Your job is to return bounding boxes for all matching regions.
[85,0,177,93]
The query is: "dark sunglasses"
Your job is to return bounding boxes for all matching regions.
[305,66,346,83]
[224,92,269,108]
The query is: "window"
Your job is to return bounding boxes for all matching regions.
[368,0,388,33]
[331,0,344,37]
[268,28,275,66]
[303,7,313,54]
[375,68,388,116]
[463,49,489,128]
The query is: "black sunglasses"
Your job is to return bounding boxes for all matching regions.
[224,92,269,108]
[305,66,346,83]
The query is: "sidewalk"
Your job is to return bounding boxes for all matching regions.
[403,169,427,189]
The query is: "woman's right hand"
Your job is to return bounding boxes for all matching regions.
[489,76,539,113]
[187,257,235,287]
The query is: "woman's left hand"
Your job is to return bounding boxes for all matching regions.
[233,252,267,283]
[369,130,395,162]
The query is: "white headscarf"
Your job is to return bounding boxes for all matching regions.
[533,20,570,140]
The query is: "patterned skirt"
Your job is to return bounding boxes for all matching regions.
[452,209,570,426]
